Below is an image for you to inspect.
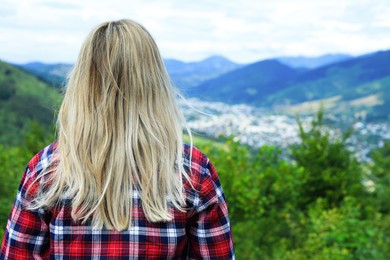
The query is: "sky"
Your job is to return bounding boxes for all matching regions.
[1,0,390,64]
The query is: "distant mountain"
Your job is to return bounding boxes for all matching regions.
[276,54,352,69]
[190,59,301,104]
[0,60,61,145]
[20,62,73,87]
[15,51,389,121]
[165,56,242,89]
[19,56,242,90]
[190,50,390,121]
[266,50,390,105]
[268,50,390,120]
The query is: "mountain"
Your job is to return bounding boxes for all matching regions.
[20,62,73,87]
[19,56,242,90]
[276,54,352,69]
[165,55,242,89]
[190,59,301,104]
[15,51,389,121]
[190,50,390,121]
[0,60,61,145]
[268,50,390,120]
[266,50,390,104]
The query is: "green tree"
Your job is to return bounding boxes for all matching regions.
[0,122,54,243]
[196,138,305,259]
[24,121,55,154]
[369,141,390,213]
[291,110,364,209]
[0,145,32,241]
[0,79,16,100]
[284,197,387,260]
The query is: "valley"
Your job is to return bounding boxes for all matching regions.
[182,98,390,161]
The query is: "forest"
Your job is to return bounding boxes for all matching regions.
[1,111,389,259]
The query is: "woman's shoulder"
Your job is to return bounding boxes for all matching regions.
[182,143,219,188]
[17,141,59,201]
[182,144,210,171]
[26,141,59,176]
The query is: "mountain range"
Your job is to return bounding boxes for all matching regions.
[18,53,351,90]
[191,50,390,120]
[18,56,243,89]
[188,59,300,103]
[3,49,389,129]
[165,55,242,88]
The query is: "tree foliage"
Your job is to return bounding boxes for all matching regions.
[0,112,389,258]
[369,141,390,213]
[291,110,365,209]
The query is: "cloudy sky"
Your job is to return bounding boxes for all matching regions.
[1,0,390,64]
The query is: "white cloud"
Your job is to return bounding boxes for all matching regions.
[0,0,389,63]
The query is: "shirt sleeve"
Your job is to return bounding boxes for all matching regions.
[186,158,235,260]
[0,165,50,259]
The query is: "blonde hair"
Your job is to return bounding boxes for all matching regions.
[29,19,191,230]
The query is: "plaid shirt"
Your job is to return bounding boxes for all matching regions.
[1,142,234,259]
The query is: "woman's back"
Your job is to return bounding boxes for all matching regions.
[1,142,233,258]
[0,19,234,259]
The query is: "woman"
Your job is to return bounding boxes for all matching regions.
[1,19,234,259]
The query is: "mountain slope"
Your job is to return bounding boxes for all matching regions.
[187,50,389,120]
[190,59,301,104]
[277,75,390,120]
[0,60,61,145]
[20,62,73,87]
[266,50,390,106]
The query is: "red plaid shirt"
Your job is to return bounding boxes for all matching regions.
[1,142,234,259]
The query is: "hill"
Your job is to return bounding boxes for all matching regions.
[190,59,301,104]
[0,60,61,145]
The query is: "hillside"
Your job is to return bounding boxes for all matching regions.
[190,59,301,104]
[0,60,61,145]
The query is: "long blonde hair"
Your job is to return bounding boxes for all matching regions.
[29,19,191,230]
